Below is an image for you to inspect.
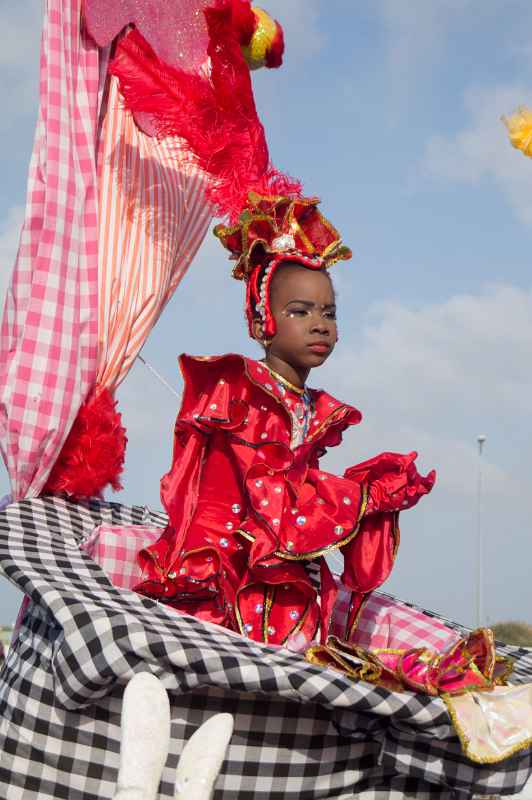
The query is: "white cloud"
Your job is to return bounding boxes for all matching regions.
[319,282,532,622]
[0,206,24,309]
[422,84,532,224]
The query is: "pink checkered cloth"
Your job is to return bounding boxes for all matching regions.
[83,524,460,652]
[0,0,101,499]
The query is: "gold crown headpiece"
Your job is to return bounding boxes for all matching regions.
[214,193,352,337]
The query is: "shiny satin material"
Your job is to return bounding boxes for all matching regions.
[306,629,513,697]
[134,353,435,646]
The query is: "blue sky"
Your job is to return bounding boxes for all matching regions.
[1,0,531,627]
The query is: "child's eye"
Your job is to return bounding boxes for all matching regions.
[287,308,309,317]
[324,310,337,320]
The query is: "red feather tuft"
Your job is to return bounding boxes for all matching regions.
[109,2,300,222]
[265,21,284,69]
[43,388,127,499]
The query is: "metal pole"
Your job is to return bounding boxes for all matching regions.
[476,434,486,628]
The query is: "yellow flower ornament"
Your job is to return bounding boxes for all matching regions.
[503,105,532,157]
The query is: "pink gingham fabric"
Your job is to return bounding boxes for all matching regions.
[81,524,161,590]
[332,585,460,651]
[0,0,101,499]
[85,524,460,652]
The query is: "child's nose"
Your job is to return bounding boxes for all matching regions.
[311,318,330,334]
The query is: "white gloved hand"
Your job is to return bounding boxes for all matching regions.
[174,713,234,800]
[113,672,171,800]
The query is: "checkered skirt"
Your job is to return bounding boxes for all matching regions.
[0,497,531,799]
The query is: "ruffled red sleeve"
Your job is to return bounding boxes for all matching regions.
[340,451,436,640]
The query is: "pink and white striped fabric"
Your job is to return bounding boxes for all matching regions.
[95,77,211,391]
[0,1,212,500]
[0,0,101,500]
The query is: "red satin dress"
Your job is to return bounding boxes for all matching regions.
[134,353,435,647]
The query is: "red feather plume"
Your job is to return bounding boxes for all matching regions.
[43,388,127,499]
[109,0,300,221]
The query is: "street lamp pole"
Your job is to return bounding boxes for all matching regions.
[476,434,487,628]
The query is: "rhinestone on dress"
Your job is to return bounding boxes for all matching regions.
[219,379,226,385]
[343,497,352,505]
[334,525,345,536]
[220,537,229,548]
[319,475,327,481]
[317,498,325,505]
[260,405,268,411]
[286,541,294,550]
[209,403,217,411]
[296,516,306,526]
[179,567,186,575]
[265,383,273,391]
[168,571,177,580]
[244,624,253,634]
[260,499,269,507]
[255,603,264,614]
[260,432,268,439]
[272,518,280,526]
[291,507,298,514]
[289,610,299,621]
[267,625,276,636]
[255,479,263,488]
[274,486,282,494]
[225,522,234,530]
[402,499,409,507]
[232,503,241,514]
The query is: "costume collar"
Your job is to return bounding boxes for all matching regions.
[179,354,362,443]
[244,357,362,443]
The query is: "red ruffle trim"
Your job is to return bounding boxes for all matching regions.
[43,389,127,499]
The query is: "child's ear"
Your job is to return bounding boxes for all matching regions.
[251,317,264,342]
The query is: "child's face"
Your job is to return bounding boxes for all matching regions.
[263,264,337,371]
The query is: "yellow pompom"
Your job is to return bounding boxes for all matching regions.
[241,7,278,71]
[502,106,532,157]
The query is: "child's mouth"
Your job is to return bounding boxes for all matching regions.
[307,342,331,354]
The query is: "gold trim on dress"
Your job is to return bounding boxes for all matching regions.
[235,484,368,562]
[263,364,305,395]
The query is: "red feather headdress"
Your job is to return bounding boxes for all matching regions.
[110,0,352,339]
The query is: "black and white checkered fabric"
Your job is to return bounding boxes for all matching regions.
[0,497,531,799]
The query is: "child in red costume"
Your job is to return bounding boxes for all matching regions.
[134,194,436,648]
